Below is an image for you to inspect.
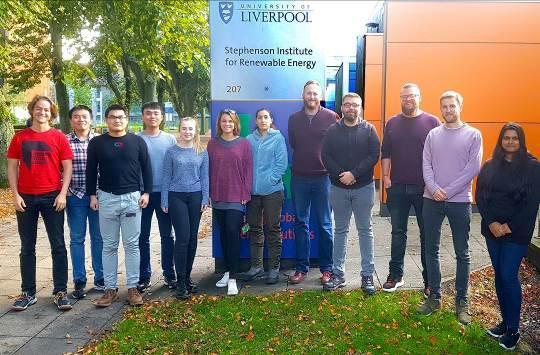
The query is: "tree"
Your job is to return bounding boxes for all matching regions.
[0,0,92,132]
[92,0,209,113]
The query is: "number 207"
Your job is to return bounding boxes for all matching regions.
[226,85,241,93]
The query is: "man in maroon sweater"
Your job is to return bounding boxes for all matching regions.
[288,80,339,284]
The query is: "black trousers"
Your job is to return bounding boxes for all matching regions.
[213,208,243,274]
[16,191,68,295]
[168,191,202,281]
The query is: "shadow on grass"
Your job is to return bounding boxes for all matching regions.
[90,290,507,354]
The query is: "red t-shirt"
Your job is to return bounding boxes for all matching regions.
[7,128,73,195]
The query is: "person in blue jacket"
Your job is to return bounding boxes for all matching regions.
[242,108,288,284]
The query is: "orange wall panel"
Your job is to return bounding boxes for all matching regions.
[365,34,384,65]
[387,1,540,43]
[384,43,540,124]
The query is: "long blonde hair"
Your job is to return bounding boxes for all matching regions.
[179,117,202,154]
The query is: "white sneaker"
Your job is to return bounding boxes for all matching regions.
[227,279,238,296]
[216,272,229,288]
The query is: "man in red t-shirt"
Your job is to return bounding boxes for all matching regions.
[7,96,73,312]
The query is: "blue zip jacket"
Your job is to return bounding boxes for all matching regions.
[246,128,288,195]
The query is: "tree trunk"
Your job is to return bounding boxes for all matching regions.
[121,54,132,109]
[128,59,156,104]
[50,20,70,132]
[0,29,5,88]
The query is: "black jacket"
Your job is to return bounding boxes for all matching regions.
[475,157,540,245]
[322,119,380,189]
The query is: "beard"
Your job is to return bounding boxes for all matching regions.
[343,113,359,123]
[401,103,417,116]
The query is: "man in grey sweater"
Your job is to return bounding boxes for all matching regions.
[417,91,483,325]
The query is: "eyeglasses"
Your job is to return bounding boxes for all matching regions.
[107,115,127,120]
[400,94,419,100]
[342,103,361,108]
[220,109,236,115]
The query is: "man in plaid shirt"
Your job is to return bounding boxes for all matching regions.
[66,105,104,299]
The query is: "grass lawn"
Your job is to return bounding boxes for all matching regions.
[91,290,507,354]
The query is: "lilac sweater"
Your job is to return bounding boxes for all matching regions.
[423,124,483,202]
[207,137,253,203]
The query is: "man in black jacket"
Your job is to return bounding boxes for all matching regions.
[321,93,380,293]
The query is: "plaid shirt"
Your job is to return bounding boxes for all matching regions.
[67,131,98,199]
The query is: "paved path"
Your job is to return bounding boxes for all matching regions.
[0,205,492,354]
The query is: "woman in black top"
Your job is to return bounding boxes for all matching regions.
[476,122,540,350]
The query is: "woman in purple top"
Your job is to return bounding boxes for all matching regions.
[207,109,253,296]
[476,123,540,350]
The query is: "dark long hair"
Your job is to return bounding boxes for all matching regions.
[485,122,534,200]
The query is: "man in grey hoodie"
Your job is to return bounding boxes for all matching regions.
[321,93,380,293]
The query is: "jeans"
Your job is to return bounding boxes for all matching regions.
[291,175,333,273]
[213,208,243,275]
[386,184,427,284]
[66,195,103,286]
[485,238,528,331]
[16,191,68,295]
[246,190,285,270]
[98,190,141,289]
[168,191,202,282]
[330,183,375,278]
[139,191,174,281]
[423,198,471,302]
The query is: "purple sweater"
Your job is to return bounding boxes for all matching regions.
[381,112,440,186]
[288,106,339,176]
[423,124,483,203]
[207,137,253,203]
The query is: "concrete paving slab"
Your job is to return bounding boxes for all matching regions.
[0,336,30,355]
[13,336,87,355]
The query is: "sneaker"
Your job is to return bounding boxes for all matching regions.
[175,280,190,300]
[239,267,264,281]
[186,278,198,294]
[127,287,143,306]
[423,286,430,299]
[93,279,105,292]
[361,275,376,295]
[136,279,151,293]
[54,291,73,311]
[164,276,177,289]
[499,330,520,350]
[486,322,506,339]
[266,269,280,285]
[417,296,441,315]
[321,271,332,285]
[323,274,347,291]
[227,279,238,296]
[93,288,119,308]
[71,283,87,299]
[456,299,472,325]
[288,271,306,284]
[382,274,404,292]
[11,293,37,311]
[216,272,230,288]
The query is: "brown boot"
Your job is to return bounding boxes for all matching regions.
[128,287,143,306]
[93,289,118,308]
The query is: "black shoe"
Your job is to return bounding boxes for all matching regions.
[175,280,190,300]
[164,276,177,289]
[137,279,151,293]
[486,322,506,339]
[94,279,105,292]
[266,269,280,285]
[186,278,198,294]
[71,282,87,299]
[323,274,346,291]
[361,275,376,295]
[11,292,37,311]
[54,291,73,311]
[499,330,520,350]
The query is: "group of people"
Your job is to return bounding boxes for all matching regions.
[6,79,538,351]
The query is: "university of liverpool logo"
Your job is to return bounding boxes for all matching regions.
[219,2,234,24]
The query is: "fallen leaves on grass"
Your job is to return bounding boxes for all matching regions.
[0,188,14,219]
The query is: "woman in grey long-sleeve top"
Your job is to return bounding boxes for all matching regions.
[161,117,209,300]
